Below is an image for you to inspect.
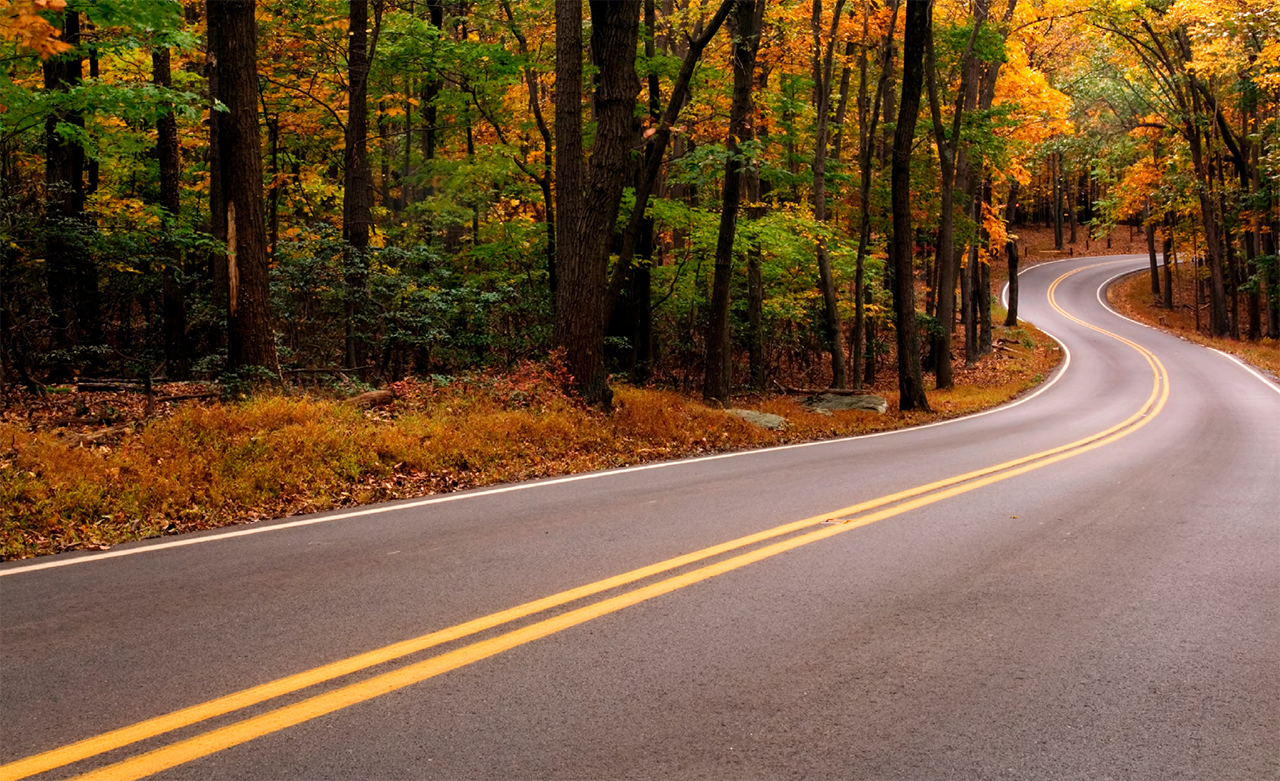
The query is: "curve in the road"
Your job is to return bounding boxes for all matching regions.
[3,261,1176,781]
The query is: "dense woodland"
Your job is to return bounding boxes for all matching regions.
[2,0,1277,410]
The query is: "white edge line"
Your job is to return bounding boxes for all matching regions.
[1,272,1081,578]
[1095,264,1280,399]
[1208,349,1280,396]
[1096,264,1156,329]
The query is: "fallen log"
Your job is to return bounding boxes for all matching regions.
[76,381,145,392]
[776,385,881,396]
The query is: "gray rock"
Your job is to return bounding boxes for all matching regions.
[801,392,888,414]
[728,409,786,430]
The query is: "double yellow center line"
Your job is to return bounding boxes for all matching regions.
[3,263,1168,781]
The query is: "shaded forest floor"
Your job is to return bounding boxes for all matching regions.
[1109,265,1280,376]
[1,316,1061,560]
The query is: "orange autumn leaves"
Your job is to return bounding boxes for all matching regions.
[0,0,70,58]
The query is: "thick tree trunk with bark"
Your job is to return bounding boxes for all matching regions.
[554,0,641,406]
[889,0,930,412]
[604,0,735,322]
[209,0,277,374]
[344,0,376,371]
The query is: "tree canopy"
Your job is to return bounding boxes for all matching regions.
[2,0,1275,403]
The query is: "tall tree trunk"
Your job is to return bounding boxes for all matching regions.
[420,0,445,211]
[810,0,849,389]
[923,0,984,389]
[704,0,764,405]
[209,0,277,374]
[1162,213,1175,310]
[1264,214,1280,338]
[747,171,767,390]
[1185,89,1228,336]
[1068,167,1077,245]
[1241,104,1260,340]
[603,0,735,320]
[344,0,376,371]
[1262,94,1280,337]
[499,0,556,299]
[976,175,993,356]
[554,0,642,406]
[889,0,930,412]
[852,0,900,392]
[1004,177,1020,326]
[1145,201,1160,298]
[43,9,90,380]
[830,40,856,164]
[154,47,189,379]
[1215,153,1240,339]
[629,0,662,385]
[962,173,980,366]
[206,2,227,351]
[1052,152,1064,251]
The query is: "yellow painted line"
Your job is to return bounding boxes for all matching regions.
[0,454,1124,781]
[0,402,1158,778]
[60,370,1169,781]
[4,262,1168,781]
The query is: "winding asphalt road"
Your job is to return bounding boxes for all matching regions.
[2,256,1277,780]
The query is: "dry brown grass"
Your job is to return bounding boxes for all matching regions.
[1,330,1062,561]
[1108,269,1280,376]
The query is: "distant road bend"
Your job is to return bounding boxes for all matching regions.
[2,256,1277,780]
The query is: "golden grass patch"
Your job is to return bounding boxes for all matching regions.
[2,331,1062,561]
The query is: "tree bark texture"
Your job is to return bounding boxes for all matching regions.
[604,0,735,321]
[209,0,278,374]
[889,0,930,412]
[344,0,374,370]
[554,0,641,406]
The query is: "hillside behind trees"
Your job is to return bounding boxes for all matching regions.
[2,0,1276,406]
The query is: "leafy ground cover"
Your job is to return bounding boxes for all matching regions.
[1,320,1061,560]
[1109,266,1279,376]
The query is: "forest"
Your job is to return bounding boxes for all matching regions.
[2,0,1277,411]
